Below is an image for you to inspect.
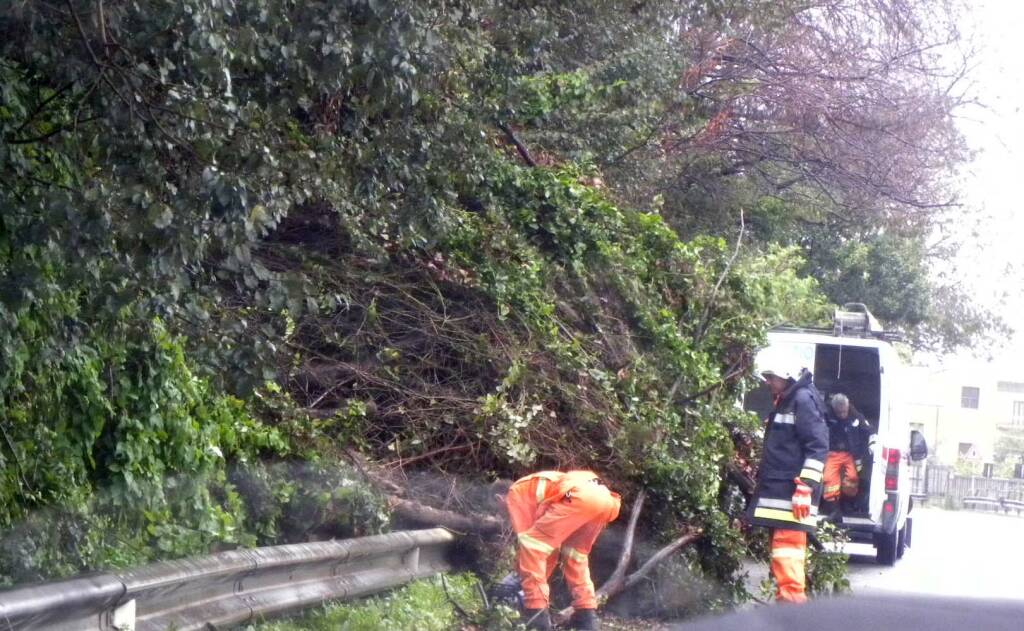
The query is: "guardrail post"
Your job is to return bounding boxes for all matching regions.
[111,598,136,631]
[404,546,421,573]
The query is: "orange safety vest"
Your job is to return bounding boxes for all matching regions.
[516,470,602,507]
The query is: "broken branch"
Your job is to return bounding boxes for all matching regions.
[554,493,703,625]
[497,120,538,167]
[597,490,646,597]
[621,529,703,593]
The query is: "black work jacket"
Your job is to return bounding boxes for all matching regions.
[826,405,874,459]
[746,370,830,533]
[760,370,829,487]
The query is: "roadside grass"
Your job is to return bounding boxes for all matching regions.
[246,573,506,630]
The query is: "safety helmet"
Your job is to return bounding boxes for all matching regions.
[759,367,793,382]
[755,346,807,383]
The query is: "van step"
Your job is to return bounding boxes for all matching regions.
[838,515,875,527]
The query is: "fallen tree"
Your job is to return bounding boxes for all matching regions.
[348,457,708,612]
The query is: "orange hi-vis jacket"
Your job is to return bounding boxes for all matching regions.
[506,471,621,610]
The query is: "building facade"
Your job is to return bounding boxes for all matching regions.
[903,360,1024,473]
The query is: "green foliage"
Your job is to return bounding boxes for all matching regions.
[742,197,1000,350]
[0,0,865,611]
[806,523,851,596]
[756,523,850,601]
[994,428,1024,466]
[249,574,509,631]
[0,311,294,583]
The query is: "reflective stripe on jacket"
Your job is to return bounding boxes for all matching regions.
[746,369,829,533]
[513,470,605,515]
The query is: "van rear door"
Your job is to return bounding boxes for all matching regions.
[813,343,885,523]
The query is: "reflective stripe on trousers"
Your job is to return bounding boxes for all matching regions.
[823,451,859,501]
[771,528,808,604]
[506,478,620,609]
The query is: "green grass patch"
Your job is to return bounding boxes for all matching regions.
[247,573,490,631]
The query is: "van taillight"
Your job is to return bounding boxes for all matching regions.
[885,448,901,491]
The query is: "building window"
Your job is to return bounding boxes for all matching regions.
[998,381,1024,394]
[1014,401,1024,426]
[961,386,980,409]
[959,442,976,458]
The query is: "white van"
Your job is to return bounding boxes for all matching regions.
[744,305,929,565]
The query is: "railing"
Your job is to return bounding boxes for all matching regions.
[0,528,455,631]
[962,496,1024,516]
[913,464,1024,505]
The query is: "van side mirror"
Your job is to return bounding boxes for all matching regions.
[910,430,928,461]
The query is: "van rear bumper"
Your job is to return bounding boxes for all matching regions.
[835,516,879,543]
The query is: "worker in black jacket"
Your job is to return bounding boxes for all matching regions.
[747,365,829,604]
[822,393,876,514]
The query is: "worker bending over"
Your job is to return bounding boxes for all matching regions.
[506,470,621,630]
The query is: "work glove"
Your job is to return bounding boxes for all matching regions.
[792,479,813,520]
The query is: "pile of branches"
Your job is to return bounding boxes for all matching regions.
[346,450,704,618]
[257,208,634,479]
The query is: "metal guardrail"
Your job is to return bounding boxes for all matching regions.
[1004,499,1024,515]
[0,528,455,631]
[963,496,1001,511]
[962,496,1024,516]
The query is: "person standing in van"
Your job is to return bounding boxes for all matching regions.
[822,393,876,515]
[747,365,829,604]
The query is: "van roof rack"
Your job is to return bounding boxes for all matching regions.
[770,303,905,342]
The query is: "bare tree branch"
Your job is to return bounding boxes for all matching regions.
[497,120,538,167]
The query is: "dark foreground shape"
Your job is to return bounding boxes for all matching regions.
[674,595,1024,631]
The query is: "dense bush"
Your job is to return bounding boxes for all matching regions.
[0,0,979,613]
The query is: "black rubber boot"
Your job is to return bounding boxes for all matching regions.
[568,608,600,630]
[522,608,552,630]
[819,499,840,523]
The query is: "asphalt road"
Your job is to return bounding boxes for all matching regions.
[680,507,1024,630]
[740,506,1024,601]
[843,506,1024,600]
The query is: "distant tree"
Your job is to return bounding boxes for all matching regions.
[995,429,1024,465]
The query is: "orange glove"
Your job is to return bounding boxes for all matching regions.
[792,478,812,520]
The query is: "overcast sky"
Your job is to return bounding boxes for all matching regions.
[942,0,1024,362]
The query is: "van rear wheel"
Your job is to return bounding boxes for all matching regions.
[875,528,898,566]
[896,524,907,559]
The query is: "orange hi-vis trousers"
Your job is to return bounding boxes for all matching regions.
[823,451,859,502]
[771,528,808,603]
[506,471,621,610]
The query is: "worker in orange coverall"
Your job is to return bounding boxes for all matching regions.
[505,470,621,630]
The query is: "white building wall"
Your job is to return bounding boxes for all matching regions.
[903,360,1024,467]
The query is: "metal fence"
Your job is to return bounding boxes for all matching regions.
[912,463,1024,509]
[0,528,455,631]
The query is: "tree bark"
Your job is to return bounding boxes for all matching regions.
[387,496,505,534]
[596,490,646,597]
[554,527,703,622]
